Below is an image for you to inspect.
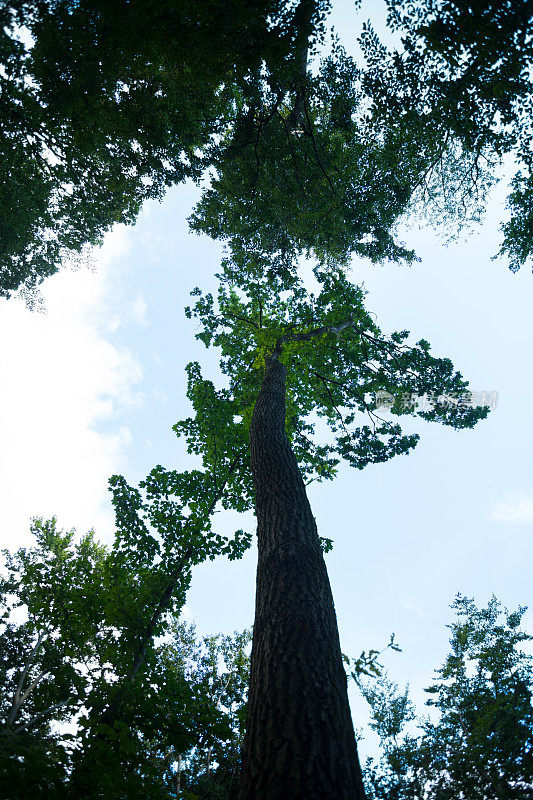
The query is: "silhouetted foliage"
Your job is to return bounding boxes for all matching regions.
[363,595,533,800]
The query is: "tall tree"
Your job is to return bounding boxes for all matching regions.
[177,268,489,799]
[182,15,530,790]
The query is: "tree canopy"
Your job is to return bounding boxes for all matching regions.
[369,0,533,269]
[0,0,331,297]
[2,0,532,298]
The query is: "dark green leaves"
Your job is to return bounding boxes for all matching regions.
[191,41,418,279]
[0,0,334,296]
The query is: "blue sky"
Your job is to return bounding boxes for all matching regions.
[1,0,532,759]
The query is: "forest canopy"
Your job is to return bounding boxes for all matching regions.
[1,0,532,297]
[1,1,531,799]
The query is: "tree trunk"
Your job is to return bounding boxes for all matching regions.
[239,356,366,800]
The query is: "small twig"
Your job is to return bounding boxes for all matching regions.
[216,311,260,330]
[313,371,352,437]
[303,99,335,192]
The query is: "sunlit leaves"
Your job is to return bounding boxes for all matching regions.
[185,267,488,485]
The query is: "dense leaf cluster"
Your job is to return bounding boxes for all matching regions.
[0,0,332,297]
[4,1,532,297]
[185,267,488,483]
[0,519,251,800]
[190,41,419,279]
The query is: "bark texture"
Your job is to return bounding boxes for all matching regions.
[239,356,366,800]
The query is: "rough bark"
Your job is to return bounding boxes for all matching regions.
[239,356,366,800]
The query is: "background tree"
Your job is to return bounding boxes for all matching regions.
[0,518,252,799]
[161,624,251,800]
[362,595,533,800]
[69,462,250,797]
[183,0,533,299]
[0,519,107,799]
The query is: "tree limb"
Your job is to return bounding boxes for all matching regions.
[10,698,74,735]
[6,629,47,728]
[100,456,243,726]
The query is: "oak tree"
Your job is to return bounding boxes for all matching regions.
[176,266,489,799]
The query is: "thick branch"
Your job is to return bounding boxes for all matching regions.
[11,698,74,735]
[286,0,317,128]
[271,317,354,358]
[18,669,49,705]
[6,630,46,728]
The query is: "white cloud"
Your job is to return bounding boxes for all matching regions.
[131,294,148,328]
[179,605,195,624]
[0,226,142,551]
[490,495,533,523]
[403,601,429,618]
[153,387,169,404]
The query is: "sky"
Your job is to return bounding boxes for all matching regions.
[1,0,532,760]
